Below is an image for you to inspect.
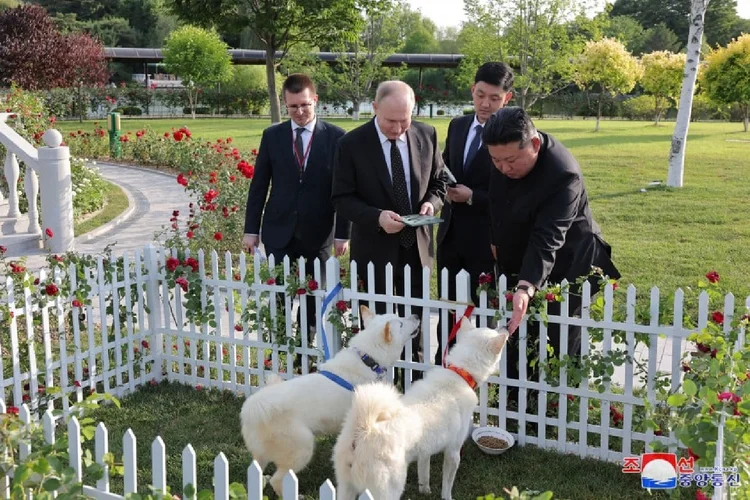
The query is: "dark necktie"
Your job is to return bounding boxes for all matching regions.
[294,127,305,174]
[464,124,483,172]
[389,139,416,248]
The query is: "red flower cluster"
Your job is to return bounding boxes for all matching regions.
[711,311,724,325]
[175,277,188,292]
[237,160,255,179]
[177,173,189,187]
[705,270,720,283]
[44,283,59,296]
[478,273,493,285]
[166,257,180,272]
[10,262,25,274]
[307,279,319,291]
[336,300,348,312]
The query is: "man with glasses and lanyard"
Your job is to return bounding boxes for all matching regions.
[244,73,350,339]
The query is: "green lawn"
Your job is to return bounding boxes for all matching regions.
[56,117,750,299]
[74,179,130,236]
[89,381,687,500]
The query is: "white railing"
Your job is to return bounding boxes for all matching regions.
[0,113,74,254]
[1,243,746,498]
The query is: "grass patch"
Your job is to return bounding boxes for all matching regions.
[56,118,750,299]
[74,180,129,237]
[89,381,691,499]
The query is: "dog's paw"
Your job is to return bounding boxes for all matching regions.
[419,483,431,495]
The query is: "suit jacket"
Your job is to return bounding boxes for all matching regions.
[244,119,350,251]
[489,131,620,289]
[331,119,447,270]
[437,114,493,253]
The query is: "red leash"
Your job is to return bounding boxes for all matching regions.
[442,305,475,367]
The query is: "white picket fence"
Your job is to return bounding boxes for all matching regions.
[1,243,747,499]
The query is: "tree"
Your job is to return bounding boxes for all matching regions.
[701,33,750,132]
[322,2,402,119]
[459,0,584,109]
[0,0,21,13]
[667,0,710,188]
[162,25,233,119]
[0,5,109,91]
[640,50,686,124]
[166,0,370,124]
[641,22,683,52]
[604,15,648,54]
[573,37,642,131]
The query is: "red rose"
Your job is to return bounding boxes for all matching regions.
[72,299,82,308]
[296,287,306,295]
[175,277,189,292]
[545,293,556,302]
[214,232,223,241]
[74,381,81,388]
[718,391,741,403]
[184,258,199,273]
[336,300,348,312]
[705,271,719,283]
[0,245,6,254]
[711,311,724,325]
[45,228,53,238]
[266,278,276,285]
[186,231,194,239]
[195,384,203,390]
[173,131,184,141]
[7,406,19,415]
[235,324,242,332]
[478,273,493,285]
[505,292,514,301]
[696,490,710,500]
[45,283,59,296]
[141,340,149,349]
[166,257,180,272]
[307,279,319,291]
[177,174,188,187]
[204,189,219,204]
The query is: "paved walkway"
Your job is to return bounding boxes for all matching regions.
[22,162,193,271]
[14,162,680,389]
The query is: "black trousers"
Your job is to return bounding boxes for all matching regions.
[435,228,495,365]
[504,293,584,402]
[265,237,331,337]
[358,244,424,384]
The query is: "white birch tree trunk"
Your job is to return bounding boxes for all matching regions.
[667,0,709,187]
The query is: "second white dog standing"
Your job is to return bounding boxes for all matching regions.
[239,306,420,495]
[333,319,509,500]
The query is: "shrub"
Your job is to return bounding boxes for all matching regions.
[622,95,657,121]
[437,109,445,116]
[463,107,474,115]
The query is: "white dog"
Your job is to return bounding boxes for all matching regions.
[240,305,420,495]
[333,319,509,500]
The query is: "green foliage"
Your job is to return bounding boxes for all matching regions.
[0,391,121,499]
[701,33,750,131]
[646,273,750,499]
[640,50,685,124]
[621,94,658,121]
[163,25,232,118]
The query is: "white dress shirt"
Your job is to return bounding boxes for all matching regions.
[462,114,484,166]
[291,118,316,169]
[373,118,412,204]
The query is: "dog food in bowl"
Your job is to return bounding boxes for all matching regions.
[472,426,515,455]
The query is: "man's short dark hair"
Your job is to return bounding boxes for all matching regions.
[282,73,316,96]
[482,107,537,148]
[474,62,514,92]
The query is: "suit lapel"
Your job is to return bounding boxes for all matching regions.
[406,128,422,212]
[455,115,473,181]
[367,120,397,206]
[281,121,300,179]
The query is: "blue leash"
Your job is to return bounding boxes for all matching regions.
[319,282,343,361]
[318,370,354,391]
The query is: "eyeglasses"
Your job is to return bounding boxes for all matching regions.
[286,102,314,113]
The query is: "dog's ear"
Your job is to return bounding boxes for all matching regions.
[458,316,473,333]
[491,331,509,354]
[383,322,392,344]
[360,305,374,328]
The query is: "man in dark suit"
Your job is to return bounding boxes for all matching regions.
[331,80,447,380]
[435,62,514,365]
[243,73,350,335]
[484,106,621,391]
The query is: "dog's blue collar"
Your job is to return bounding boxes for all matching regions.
[354,348,387,379]
[318,370,354,392]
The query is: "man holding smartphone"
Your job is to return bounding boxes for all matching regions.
[434,62,514,364]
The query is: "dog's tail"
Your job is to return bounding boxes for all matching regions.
[334,382,413,490]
